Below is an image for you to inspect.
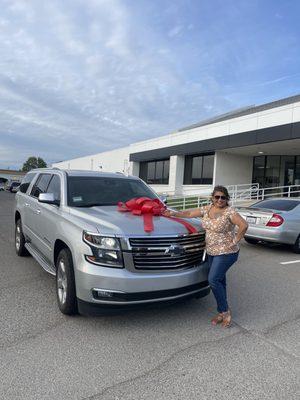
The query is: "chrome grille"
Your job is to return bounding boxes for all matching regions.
[129,233,206,270]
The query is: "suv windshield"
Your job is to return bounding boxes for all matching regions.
[67,176,158,207]
[251,199,300,211]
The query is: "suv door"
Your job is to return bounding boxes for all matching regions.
[26,173,52,252]
[16,172,37,240]
[34,174,62,262]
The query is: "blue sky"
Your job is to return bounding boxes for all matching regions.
[1,0,300,169]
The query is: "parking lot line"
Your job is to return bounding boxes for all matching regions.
[280,260,300,265]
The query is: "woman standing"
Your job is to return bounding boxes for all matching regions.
[163,185,248,328]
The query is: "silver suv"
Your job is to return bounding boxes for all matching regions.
[15,169,209,315]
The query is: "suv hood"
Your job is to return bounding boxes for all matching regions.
[69,206,204,236]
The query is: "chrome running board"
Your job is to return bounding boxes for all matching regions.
[25,243,56,276]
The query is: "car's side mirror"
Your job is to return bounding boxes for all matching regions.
[159,195,168,204]
[38,193,60,206]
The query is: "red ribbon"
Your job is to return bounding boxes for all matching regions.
[117,197,198,234]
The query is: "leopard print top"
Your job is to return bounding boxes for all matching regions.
[199,205,239,256]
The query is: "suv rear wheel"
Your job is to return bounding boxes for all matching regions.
[15,219,29,256]
[56,248,78,315]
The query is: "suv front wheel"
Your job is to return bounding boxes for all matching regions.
[56,248,78,315]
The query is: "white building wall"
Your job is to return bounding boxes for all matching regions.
[129,100,300,154]
[53,146,130,174]
[213,151,253,187]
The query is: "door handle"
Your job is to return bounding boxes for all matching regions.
[35,209,41,215]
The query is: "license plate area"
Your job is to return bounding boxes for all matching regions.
[246,216,257,224]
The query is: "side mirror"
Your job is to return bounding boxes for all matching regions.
[159,195,168,204]
[38,193,60,206]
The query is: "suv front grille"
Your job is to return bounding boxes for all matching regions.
[129,233,206,270]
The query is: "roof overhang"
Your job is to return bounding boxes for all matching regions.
[129,121,300,162]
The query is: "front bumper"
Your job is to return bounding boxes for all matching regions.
[77,283,210,315]
[74,255,210,310]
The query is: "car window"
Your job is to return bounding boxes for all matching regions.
[30,174,52,198]
[19,173,36,193]
[251,199,300,211]
[46,175,61,200]
[67,176,157,207]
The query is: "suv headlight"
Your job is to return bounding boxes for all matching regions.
[83,231,124,268]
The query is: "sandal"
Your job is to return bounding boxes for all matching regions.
[211,313,223,326]
[221,311,232,328]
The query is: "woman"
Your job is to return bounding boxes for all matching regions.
[163,185,248,328]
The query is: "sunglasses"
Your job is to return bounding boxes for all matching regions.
[214,195,227,200]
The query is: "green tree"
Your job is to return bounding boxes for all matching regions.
[22,157,47,172]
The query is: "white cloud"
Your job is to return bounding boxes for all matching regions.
[1,0,296,168]
[168,25,184,38]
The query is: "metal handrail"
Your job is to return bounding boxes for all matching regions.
[167,184,300,210]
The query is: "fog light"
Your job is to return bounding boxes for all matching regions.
[92,289,114,298]
[98,290,113,298]
[92,288,125,300]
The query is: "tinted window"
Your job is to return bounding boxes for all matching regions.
[68,177,157,207]
[192,156,203,184]
[31,174,52,198]
[147,162,155,182]
[202,155,214,184]
[155,161,164,181]
[19,173,36,193]
[139,159,170,184]
[184,154,214,184]
[46,175,61,200]
[251,199,300,211]
[163,160,169,182]
[265,156,280,187]
[252,156,265,187]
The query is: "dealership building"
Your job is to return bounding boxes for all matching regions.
[53,94,300,196]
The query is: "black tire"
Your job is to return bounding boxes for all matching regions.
[15,219,30,256]
[292,235,300,254]
[56,248,78,315]
[244,237,259,245]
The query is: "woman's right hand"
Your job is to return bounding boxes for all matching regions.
[162,209,174,217]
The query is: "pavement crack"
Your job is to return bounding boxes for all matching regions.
[262,314,300,335]
[81,330,243,400]
[233,321,299,359]
[0,318,67,352]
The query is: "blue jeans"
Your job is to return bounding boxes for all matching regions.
[207,252,239,313]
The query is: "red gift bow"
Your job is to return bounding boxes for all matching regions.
[117,197,198,234]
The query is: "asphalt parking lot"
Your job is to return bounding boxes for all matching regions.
[0,191,299,400]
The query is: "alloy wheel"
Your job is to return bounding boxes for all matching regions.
[15,224,21,251]
[57,259,68,305]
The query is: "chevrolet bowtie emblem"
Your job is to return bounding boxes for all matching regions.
[164,244,185,257]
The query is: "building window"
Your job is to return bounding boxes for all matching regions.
[139,159,170,184]
[184,154,214,184]
[253,155,300,188]
[295,156,300,185]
